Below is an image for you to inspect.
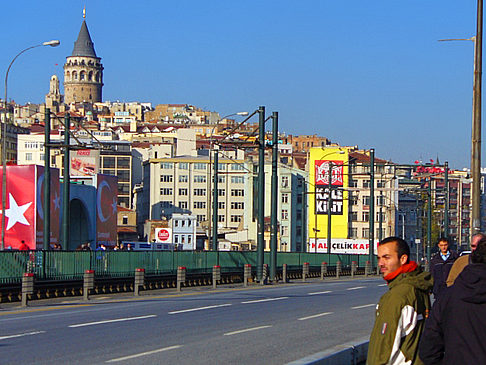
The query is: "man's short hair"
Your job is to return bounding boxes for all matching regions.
[437,236,449,245]
[379,236,410,263]
[471,236,486,264]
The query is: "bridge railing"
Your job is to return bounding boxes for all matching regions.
[0,250,371,284]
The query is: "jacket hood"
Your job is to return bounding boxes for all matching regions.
[388,265,433,292]
[455,263,486,304]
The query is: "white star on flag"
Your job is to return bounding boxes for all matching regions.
[53,192,61,211]
[5,193,32,230]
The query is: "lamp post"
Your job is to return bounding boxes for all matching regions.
[2,39,60,250]
[207,111,248,251]
[369,148,375,267]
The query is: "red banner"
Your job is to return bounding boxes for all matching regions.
[35,166,61,249]
[95,174,118,246]
[0,165,36,249]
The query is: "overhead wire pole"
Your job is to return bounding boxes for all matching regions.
[270,112,278,282]
[212,150,218,251]
[62,113,71,249]
[444,161,449,239]
[43,109,51,250]
[369,149,375,267]
[472,0,483,238]
[257,106,265,282]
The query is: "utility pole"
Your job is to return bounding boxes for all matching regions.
[43,109,51,250]
[444,161,449,239]
[257,106,265,282]
[471,0,483,237]
[212,149,218,251]
[427,177,432,262]
[326,161,332,256]
[61,113,70,249]
[270,112,278,281]
[369,149,375,266]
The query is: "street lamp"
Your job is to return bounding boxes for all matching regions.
[2,39,60,250]
[207,111,248,251]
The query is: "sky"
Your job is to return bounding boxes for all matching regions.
[0,1,482,169]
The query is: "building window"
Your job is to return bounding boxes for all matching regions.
[281,225,289,236]
[25,153,32,161]
[363,196,370,206]
[194,188,206,196]
[161,162,173,169]
[231,163,244,171]
[377,195,386,206]
[174,220,179,227]
[349,195,358,205]
[363,180,370,188]
[117,157,130,168]
[194,175,206,183]
[179,188,188,196]
[179,163,189,170]
[281,176,289,188]
[230,215,242,223]
[282,193,289,204]
[160,188,173,195]
[179,201,188,209]
[376,212,386,222]
[349,179,358,188]
[174,235,179,244]
[196,215,206,222]
[103,157,115,168]
[218,202,225,209]
[218,189,225,197]
[122,216,128,225]
[350,212,358,221]
[160,175,173,183]
[362,212,370,222]
[194,163,206,170]
[193,201,206,209]
[179,175,188,183]
[218,215,225,222]
[362,228,370,239]
[217,163,225,171]
[231,189,244,197]
[349,228,358,239]
[231,176,244,184]
[231,202,244,209]
[217,176,225,183]
[281,209,289,220]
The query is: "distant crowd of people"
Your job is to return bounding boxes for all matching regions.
[74,242,133,251]
[367,234,486,364]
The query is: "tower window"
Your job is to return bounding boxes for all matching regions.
[80,71,86,80]
[88,71,93,81]
[72,71,77,80]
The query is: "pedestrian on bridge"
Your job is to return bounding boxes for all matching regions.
[367,236,432,365]
[419,235,486,364]
[430,237,457,300]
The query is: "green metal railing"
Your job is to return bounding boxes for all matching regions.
[0,251,371,284]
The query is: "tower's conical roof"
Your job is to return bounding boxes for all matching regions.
[71,20,97,57]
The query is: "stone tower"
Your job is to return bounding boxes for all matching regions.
[64,20,103,104]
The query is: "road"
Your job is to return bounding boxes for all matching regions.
[0,277,387,364]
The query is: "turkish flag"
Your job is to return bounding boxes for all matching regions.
[95,174,118,246]
[0,165,36,249]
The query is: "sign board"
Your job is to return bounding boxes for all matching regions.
[308,238,379,255]
[70,149,99,177]
[155,228,172,243]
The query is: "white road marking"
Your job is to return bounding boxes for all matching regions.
[224,325,272,336]
[106,345,182,362]
[241,297,289,304]
[168,303,231,314]
[0,330,46,340]
[308,290,332,296]
[346,286,365,291]
[298,312,333,321]
[69,315,156,328]
[351,304,376,309]
[378,284,387,287]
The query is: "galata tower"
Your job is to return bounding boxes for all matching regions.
[63,19,103,104]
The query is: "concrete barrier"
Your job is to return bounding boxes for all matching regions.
[320,262,327,281]
[282,263,288,283]
[286,340,369,365]
[212,265,221,289]
[302,263,309,282]
[244,264,251,286]
[83,270,95,300]
[21,273,34,307]
[134,268,145,296]
[177,266,186,292]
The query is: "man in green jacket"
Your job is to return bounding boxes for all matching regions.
[367,237,433,365]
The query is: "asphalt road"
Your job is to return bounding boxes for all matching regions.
[0,277,387,364]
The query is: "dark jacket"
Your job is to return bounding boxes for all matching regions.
[367,264,432,364]
[430,251,458,298]
[419,263,486,364]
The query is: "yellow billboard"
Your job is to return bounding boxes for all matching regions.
[308,147,349,252]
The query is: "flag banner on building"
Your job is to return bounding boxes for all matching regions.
[0,165,61,250]
[35,166,61,249]
[95,174,118,246]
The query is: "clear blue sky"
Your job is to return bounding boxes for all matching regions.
[1,1,481,168]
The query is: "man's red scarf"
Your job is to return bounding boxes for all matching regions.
[384,261,417,282]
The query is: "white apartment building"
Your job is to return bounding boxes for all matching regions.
[139,149,251,247]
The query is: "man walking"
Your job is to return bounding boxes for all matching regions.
[446,232,485,286]
[430,237,457,299]
[367,237,432,365]
[419,236,486,364]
